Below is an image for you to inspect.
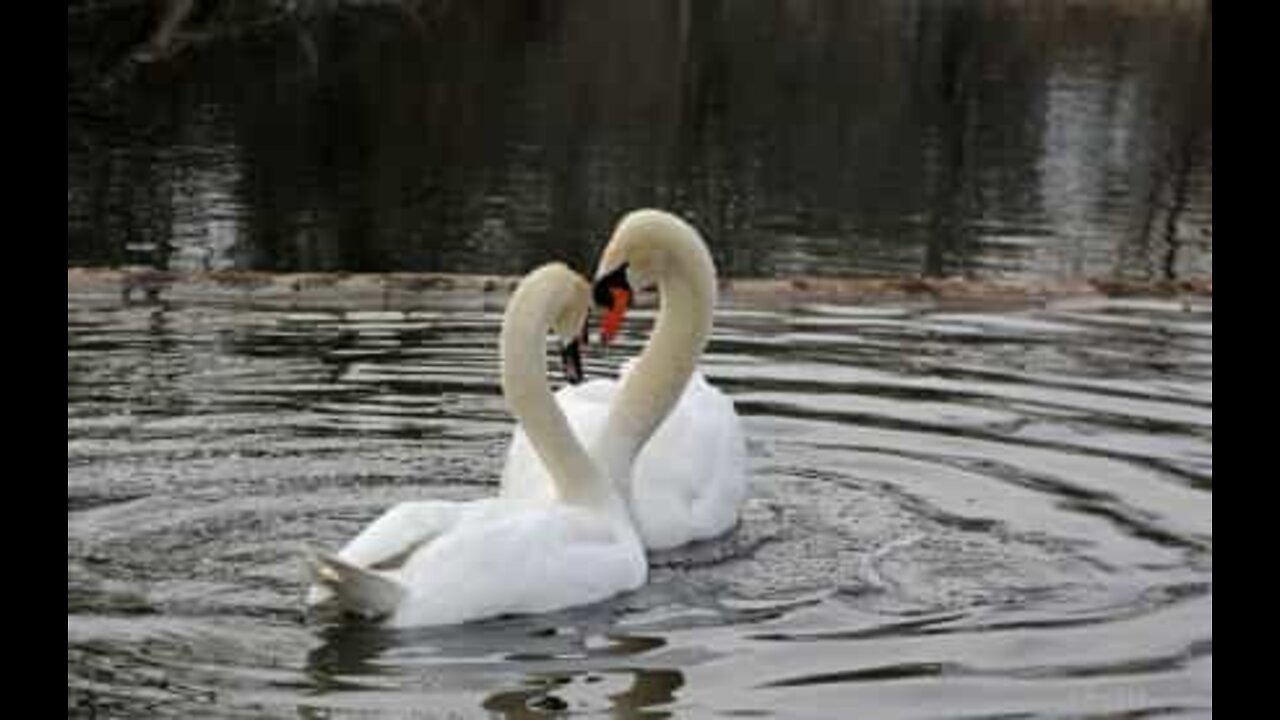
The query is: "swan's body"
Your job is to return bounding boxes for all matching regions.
[306,264,645,628]
[502,361,745,551]
[501,210,748,551]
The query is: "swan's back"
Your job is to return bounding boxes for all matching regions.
[388,499,644,627]
[501,380,617,502]
[628,370,747,549]
[500,366,747,550]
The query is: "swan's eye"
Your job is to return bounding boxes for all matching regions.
[593,263,631,308]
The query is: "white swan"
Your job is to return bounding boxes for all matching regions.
[305,263,645,628]
[501,210,747,551]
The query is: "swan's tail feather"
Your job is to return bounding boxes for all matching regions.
[306,548,405,619]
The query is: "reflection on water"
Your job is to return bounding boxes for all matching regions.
[68,290,1211,718]
[303,616,682,717]
[479,668,683,719]
[68,0,1211,281]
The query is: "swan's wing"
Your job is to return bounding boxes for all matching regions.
[390,503,645,627]
[686,379,748,530]
[630,370,748,548]
[335,500,467,570]
[499,379,616,501]
[306,500,465,608]
[307,549,407,619]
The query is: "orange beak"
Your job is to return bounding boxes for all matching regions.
[600,287,631,344]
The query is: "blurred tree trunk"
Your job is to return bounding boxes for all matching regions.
[137,0,195,60]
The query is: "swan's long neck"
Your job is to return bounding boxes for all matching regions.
[595,234,716,485]
[501,280,607,507]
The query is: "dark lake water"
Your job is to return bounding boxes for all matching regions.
[68,0,1211,281]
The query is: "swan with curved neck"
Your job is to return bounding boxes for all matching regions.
[499,265,603,507]
[501,210,747,550]
[307,263,645,627]
[591,210,717,482]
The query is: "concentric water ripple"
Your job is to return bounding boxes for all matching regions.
[68,293,1211,718]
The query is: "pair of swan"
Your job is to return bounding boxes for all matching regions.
[306,210,746,628]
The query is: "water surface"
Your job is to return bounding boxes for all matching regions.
[68,290,1212,718]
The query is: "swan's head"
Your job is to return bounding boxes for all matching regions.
[505,262,592,385]
[592,209,708,344]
